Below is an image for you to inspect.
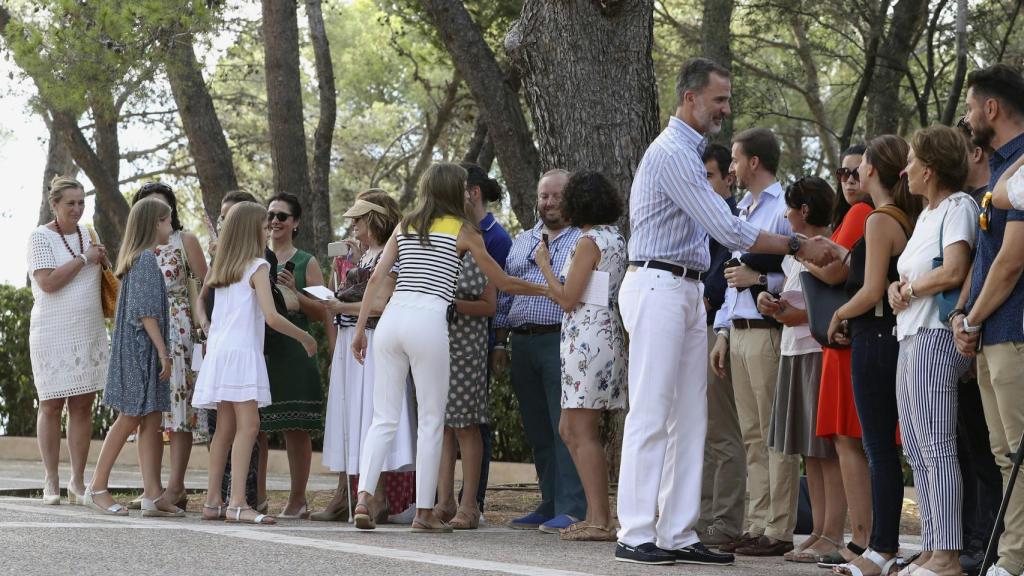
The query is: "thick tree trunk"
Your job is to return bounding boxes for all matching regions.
[39,118,78,226]
[418,0,541,228]
[506,0,660,216]
[838,0,891,151]
[262,0,321,258]
[163,26,239,222]
[940,0,968,126]
[701,0,735,143]
[306,0,336,253]
[865,0,929,138]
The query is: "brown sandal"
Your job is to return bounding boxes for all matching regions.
[559,522,617,541]
[433,504,456,524]
[411,518,453,533]
[353,503,376,530]
[448,507,479,530]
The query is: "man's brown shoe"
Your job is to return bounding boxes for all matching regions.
[699,526,739,547]
[717,532,759,552]
[735,535,795,556]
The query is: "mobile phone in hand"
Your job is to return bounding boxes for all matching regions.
[542,233,550,248]
[724,257,741,268]
[284,261,296,273]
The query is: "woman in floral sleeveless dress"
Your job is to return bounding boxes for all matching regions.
[132,183,208,511]
[534,171,627,541]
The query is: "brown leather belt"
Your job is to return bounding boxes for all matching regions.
[732,318,779,330]
[512,323,561,335]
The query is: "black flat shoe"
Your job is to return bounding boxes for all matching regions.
[669,542,735,565]
[615,541,675,565]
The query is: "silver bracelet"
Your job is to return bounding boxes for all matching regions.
[78,253,88,265]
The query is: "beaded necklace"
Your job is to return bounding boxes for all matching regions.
[52,220,84,258]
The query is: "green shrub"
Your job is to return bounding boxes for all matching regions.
[0,285,36,436]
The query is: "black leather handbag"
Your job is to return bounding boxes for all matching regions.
[800,271,849,349]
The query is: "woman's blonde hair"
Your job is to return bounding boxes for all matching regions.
[114,197,171,278]
[402,163,475,245]
[206,201,267,288]
[48,175,84,207]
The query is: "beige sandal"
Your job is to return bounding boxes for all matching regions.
[449,507,479,530]
[559,522,617,541]
[353,503,376,530]
[792,534,841,563]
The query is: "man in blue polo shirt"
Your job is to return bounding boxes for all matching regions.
[952,63,1024,576]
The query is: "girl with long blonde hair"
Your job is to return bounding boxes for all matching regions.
[192,202,317,525]
[85,198,180,517]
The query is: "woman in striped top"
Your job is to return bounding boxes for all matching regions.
[351,162,547,532]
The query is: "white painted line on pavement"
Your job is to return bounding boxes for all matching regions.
[0,501,595,576]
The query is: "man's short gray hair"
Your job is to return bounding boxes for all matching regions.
[675,58,731,104]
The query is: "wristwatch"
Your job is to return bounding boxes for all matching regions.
[715,328,730,340]
[906,282,916,300]
[758,274,768,287]
[787,235,801,255]
[946,307,966,327]
[78,253,89,265]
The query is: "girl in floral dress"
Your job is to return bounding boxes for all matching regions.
[132,183,208,511]
[534,171,627,541]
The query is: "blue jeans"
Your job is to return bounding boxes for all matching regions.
[510,332,586,518]
[850,320,903,554]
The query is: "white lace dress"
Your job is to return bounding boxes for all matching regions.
[27,224,109,400]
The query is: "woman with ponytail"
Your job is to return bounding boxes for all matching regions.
[827,135,923,576]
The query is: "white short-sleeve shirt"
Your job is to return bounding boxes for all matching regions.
[1006,166,1024,210]
[895,192,979,340]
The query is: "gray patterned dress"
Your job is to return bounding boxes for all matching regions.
[102,250,170,416]
[445,252,490,428]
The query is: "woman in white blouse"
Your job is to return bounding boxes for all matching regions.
[887,125,978,576]
[27,176,110,505]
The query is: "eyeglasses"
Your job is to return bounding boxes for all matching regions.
[267,211,293,222]
[980,191,992,232]
[836,167,859,182]
[957,116,972,137]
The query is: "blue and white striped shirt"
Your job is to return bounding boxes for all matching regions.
[628,116,760,269]
[495,222,582,329]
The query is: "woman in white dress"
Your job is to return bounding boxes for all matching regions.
[313,190,415,522]
[27,176,110,505]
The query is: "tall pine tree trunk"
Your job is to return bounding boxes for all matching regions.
[163,26,239,222]
[505,0,659,215]
[865,0,929,137]
[39,117,78,226]
[701,0,734,143]
[306,0,335,253]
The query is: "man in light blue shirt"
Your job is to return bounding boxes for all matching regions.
[710,128,800,557]
[614,58,834,566]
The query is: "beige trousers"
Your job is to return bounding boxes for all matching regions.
[699,327,746,537]
[977,341,1024,575]
[730,326,800,541]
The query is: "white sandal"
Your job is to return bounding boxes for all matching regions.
[225,506,276,525]
[833,549,899,576]
[83,489,128,516]
[141,495,185,518]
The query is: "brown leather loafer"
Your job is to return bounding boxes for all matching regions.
[735,535,795,556]
[717,532,760,552]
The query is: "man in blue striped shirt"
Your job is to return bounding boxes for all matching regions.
[494,169,586,533]
[614,58,834,566]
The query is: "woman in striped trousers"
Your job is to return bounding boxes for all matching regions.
[889,126,979,576]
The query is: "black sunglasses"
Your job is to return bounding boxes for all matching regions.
[835,167,859,182]
[267,211,293,222]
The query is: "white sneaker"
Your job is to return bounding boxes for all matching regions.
[987,566,1017,576]
[387,503,416,524]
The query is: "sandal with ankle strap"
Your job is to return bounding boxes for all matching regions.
[791,534,842,563]
[353,503,376,530]
[225,506,275,525]
[83,489,128,516]
[411,518,453,533]
[833,548,899,576]
[785,532,820,561]
[202,504,227,521]
[448,507,479,530]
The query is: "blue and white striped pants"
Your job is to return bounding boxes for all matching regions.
[897,329,972,551]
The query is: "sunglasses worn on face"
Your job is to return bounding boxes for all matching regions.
[267,211,292,222]
[836,167,859,182]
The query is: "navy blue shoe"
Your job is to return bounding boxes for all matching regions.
[509,511,551,530]
[538,514,580,534]
[669,542,735,565]
[614,541,676,565]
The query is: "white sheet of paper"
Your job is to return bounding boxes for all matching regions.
[191,343,203,372]
[580,270,610,307]
[302,285,336,301]
[780,289,806,310]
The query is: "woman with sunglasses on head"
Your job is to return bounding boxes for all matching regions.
[257,192,327,518]
[130,182,209,513]
[801,145,875,569]
[827,135,923,576]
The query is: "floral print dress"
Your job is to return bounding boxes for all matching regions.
[155,231,207,440]
[559,225,628,410]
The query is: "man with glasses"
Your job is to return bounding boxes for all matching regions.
[951,64,1024,576]
[493,169,586,533]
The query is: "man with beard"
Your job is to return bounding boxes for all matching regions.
[494,169,586,533]
[951,63,1024,576]
[709,128,798,557]
[615,58,835,566]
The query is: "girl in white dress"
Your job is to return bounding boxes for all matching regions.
[192,202,316,525]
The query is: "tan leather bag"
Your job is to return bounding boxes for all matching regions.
[87,226,119,319]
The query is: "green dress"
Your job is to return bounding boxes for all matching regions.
[261,249,323,432]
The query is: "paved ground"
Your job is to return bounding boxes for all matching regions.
[1,458,923,576]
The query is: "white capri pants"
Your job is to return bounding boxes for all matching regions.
[357,292,451,509]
